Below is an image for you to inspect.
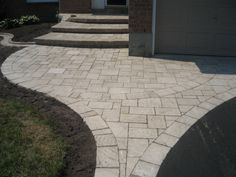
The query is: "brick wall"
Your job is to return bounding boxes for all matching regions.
[129,0,153,33]
[60,0,91,13]
[3,0,58,21]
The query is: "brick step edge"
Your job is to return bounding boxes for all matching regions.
[67,18,129,24]
[35,39,129,48]
[51,27,129,34]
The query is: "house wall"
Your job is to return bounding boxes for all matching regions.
[60,0,91,13]
[129,0,154,56]
[2,0,58,21]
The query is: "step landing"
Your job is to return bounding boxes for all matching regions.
[35,32,128,48]
[67,14,128,24]
[52,21,129,33]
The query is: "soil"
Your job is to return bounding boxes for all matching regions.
[0,23,55,42]
[157,98,236,177]
[0,45,96,177]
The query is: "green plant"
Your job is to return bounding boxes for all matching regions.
[0,18,21,29]
[0,15,40,29]
[20,15,40,25]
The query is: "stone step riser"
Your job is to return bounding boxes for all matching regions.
[35,39,128,48]
[51,27,129,34]
[67,18,128,24]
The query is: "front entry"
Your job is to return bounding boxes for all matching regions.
[107,0,126,5]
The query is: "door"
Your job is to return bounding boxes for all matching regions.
[155,0,236,56]
[107,0,126,5]
[92,0,105,9]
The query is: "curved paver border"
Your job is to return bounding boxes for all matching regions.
[0,33,35,47]
[130,88,236,177]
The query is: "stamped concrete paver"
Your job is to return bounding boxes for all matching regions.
[2,45,236,177]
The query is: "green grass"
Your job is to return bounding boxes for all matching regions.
[0,98,65,177]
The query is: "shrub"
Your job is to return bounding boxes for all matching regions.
[0,18,21,29]
[20,15,40,25]
[0,15,40,29]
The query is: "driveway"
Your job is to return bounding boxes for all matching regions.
[2,45,236,177]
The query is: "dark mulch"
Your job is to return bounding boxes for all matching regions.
[0,45,96,177]
[0,23,55,42]
[157,97,236,177]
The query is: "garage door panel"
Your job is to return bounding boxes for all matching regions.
[215,34,236,50]
[186,33,213,50]
[218,8,236,25]
[158,32,186,52]
[157,3,187,30]
[158,9,187,31]
[156,0,236,56]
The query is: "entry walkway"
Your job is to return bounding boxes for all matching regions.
[2,45,236,177]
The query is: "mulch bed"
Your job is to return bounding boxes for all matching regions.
[0,23,55,42]
[0,45,96,177]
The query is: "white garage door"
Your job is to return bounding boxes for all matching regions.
[155,0,236,56]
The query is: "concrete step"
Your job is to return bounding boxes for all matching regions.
[35,32,128,48]
[67,14,128,24]
[52,21,129,33]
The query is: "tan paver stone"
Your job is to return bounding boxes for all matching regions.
[155,133,179,147]
[101,69,119,76]
[141,143,170,165]
[80,92,103,99]
[165,122,190,138]
[186,107,208,119]
[92,128,112,135]
[126,157,139,177]
[138,98,162,108]
[129,123,148,128]
[155,107,181,116]
[47,68,65,74]
[120,114,147,123]
[128,139,149,157]
[147,116,166,129]
[131,161,159,177]
[177,115,197,125]
[97,147,119,167]
[102,109,120,122]
[130,107,155,115]
[119,150,127,164]
[122,100,138,107]
[120,163,126,177]
[108,122,128,138]
[110,88,130,94]
[161,98,178,108]
[95,134,117,147]
[129,128,158,139]
[89,101,113,109]
[84,115,108,131]
[116,137,128,150]
[95,168,119,177]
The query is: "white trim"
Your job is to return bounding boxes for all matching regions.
[27,0,58,3]
[152,0,157,55]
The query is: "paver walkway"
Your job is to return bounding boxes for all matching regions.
[2,45,236,177]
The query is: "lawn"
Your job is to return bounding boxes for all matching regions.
[0,98,65,177]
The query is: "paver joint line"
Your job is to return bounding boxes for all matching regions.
[2,45,236,177]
